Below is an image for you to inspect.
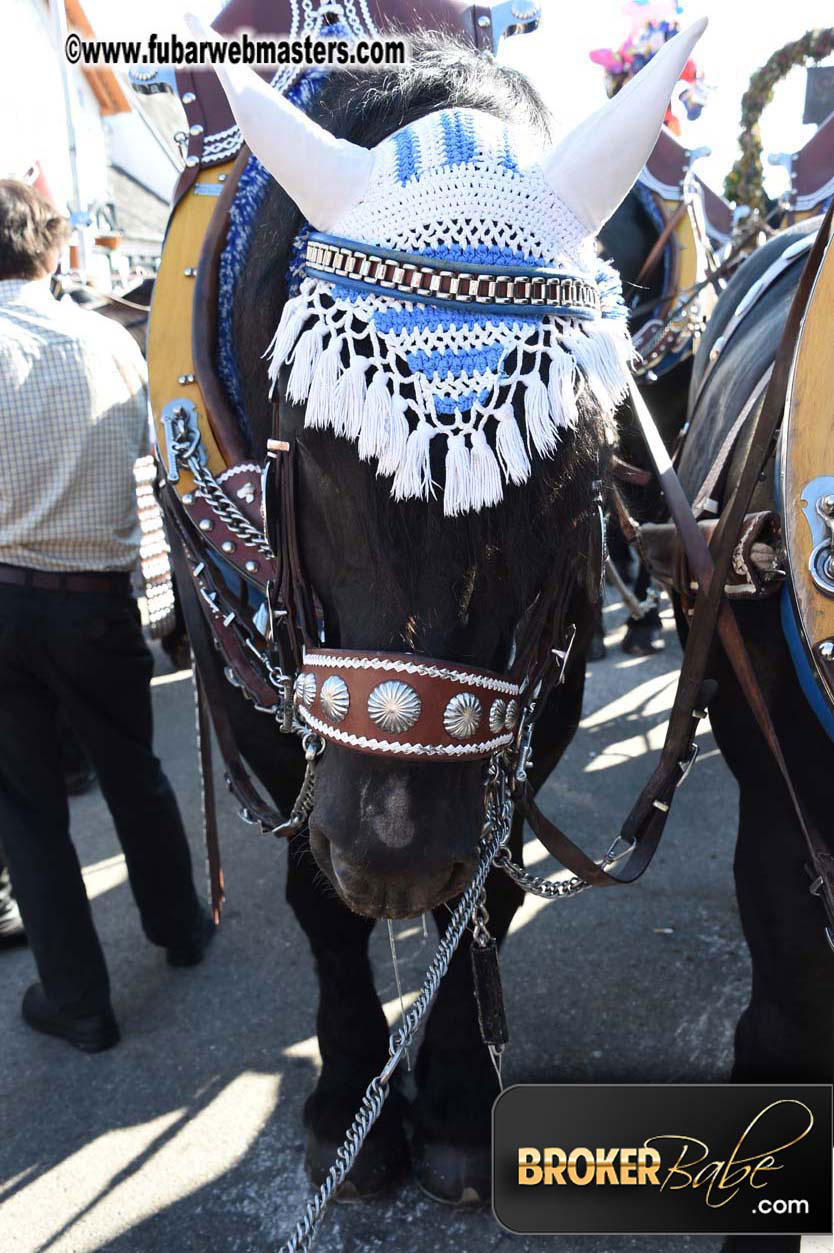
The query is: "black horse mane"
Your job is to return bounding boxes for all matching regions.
[233,35,610,613]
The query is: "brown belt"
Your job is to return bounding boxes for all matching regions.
[0,563,132,595]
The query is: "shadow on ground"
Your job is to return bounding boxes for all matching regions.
[0,601,749,1252]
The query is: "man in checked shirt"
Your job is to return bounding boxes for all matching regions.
[0,180,213,1052]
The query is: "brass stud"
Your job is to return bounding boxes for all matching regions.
[245,560,259,574]
[221,540,235,554]
[198,518,213,532]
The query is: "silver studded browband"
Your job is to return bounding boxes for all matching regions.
[305,234,602,318]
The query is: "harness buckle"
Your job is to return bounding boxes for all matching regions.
[160,398,206,484]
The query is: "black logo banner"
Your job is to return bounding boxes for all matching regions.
[492,1084,832,1235]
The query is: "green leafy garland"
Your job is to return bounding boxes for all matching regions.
[724,28,834,215]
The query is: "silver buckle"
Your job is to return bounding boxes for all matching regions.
[678,741,700,785]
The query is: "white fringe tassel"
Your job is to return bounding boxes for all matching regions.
[566,323,630,417]
[547,342,578,430]
[305,337,342,430]
[495,404,531,485]
[286,327,324,403]
[443,432,472,517]
[392,422,433,501]
[265,294,309,396]
[470,427,503,510]
[266,297,632,513]
[377,395,409,478]
[333,358,368,439]
[358,373,392,462]
[524,376,558,458]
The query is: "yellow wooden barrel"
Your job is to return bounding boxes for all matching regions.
[780,216,834,704]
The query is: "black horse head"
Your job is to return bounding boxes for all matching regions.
[222,28,703,916]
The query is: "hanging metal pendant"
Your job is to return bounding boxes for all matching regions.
[443,692,482,739]
[319,675,350,723]
[368,681,422,733]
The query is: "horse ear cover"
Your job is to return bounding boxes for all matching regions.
[542,19,708,236]
[184,12,706,239]
[183,11,374,230]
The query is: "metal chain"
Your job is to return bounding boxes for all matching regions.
[494,833,635,899]
[277,765,514,1253]
[272,734,638,1249]
[170,424,273,558]
[272,732,322,836]
[187,457,274,556]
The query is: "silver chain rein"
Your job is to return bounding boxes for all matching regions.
[277,764,514,1253]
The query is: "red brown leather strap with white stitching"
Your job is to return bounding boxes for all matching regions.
[295,648,522,761]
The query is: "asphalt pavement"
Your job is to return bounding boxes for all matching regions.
[0,596,824,1253]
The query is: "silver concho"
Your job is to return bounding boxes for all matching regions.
[294,672,317,707]
[367,681,421,734]
[443,692,482,739]
[319,675,350,723]
[504,699,519,732]
[489,699,507,734]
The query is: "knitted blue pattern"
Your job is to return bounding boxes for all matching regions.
[267,104,634,507]
[215,37,344,441]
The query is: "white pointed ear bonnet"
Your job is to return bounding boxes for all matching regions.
[186,13,706,514]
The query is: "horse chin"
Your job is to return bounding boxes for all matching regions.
[308,821,473,919]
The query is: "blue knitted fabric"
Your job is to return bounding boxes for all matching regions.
[268,106,633,514]
[216,28,346,442]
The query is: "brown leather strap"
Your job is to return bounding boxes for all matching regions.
[611,455,652,488]
[628,203,834,909]
[525,201,834,892]
[635,200,689,286]
[194,667,225,922]
[638,512,782,601]
[165,494,289,836]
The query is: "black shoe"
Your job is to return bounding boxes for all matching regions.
[166,909,216,968]
[21,983,120,1053]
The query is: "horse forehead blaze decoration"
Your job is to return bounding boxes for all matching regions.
[185,12,706,515]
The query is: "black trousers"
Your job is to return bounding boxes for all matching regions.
[0,583,203,1015]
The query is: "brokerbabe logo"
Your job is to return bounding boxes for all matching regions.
[492,1084,832,1235]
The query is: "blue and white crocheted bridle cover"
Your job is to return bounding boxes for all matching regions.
[267,107,632,515]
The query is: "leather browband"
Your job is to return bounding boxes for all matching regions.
[294,648,522,761]
[305,234,602,318]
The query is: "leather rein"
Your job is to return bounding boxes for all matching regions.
[158,150,834,937]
